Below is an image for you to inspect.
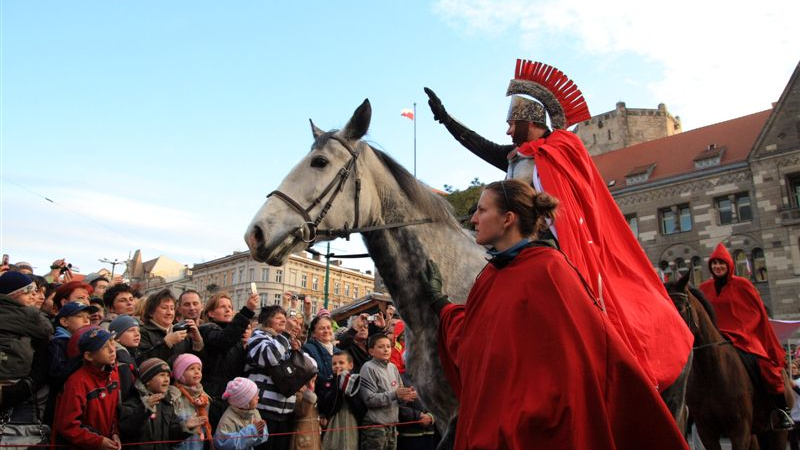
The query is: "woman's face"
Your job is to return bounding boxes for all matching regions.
[711,260,729,278]
[471,190,509,246]
[207,297,234,323]
[269,313,287,334]
[313,318,333,344]
[68,288,90,305]
[152,298,176,328]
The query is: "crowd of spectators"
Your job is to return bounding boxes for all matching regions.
[0,258,437,450]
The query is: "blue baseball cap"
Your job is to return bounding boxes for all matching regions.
[78,327,115,353]
[56,301,99,320]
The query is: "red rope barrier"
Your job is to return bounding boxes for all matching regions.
[0,419,426,448]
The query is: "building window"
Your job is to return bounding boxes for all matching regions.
[788,173,800,207]
[354,286,359,298]
[301,274,307,289]
[715,193,752,224]
[261,268,269,282]
[691,256,704,286]
[674,258,688,277]
[345,284,350,297]
[312,303,317,314]
[276,270,283,283]
[312,277,319,291]
[273,293,281,305]
[249,268,255,282]
[260,293,268,305]
[239,269,244,284]
[334,281,340,295]
[231,271,236,285]
[752,248,767,282]
[222,273,227,286]
[625,214,639,238]
[660,204,692,235]
[733,250,750,278]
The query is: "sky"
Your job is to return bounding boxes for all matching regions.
[1,0,798,277]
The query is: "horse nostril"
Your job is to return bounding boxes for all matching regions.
[252,225,264,245]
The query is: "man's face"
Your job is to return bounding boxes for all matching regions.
[711,260,729,278]
[93,281,109,299]
[86,339,117,367]
[113,292,136,315]
[117,326,141,348]
[147,372,171,394]
[506,120,545,146]
[178,293,202,320]
[61,311,91,333]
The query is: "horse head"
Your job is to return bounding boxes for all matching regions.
[245,100,378,265]
[665,271,697,332]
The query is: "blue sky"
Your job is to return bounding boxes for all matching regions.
[1,0,798,276]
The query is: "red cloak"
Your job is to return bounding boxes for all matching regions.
[516,130,692,390]
[699,243,785,366]
[438,246,688,450]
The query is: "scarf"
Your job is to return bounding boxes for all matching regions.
[134,380,160,416]
[320,340,334,355]
[175,382,213,443]
[487,238,533,269]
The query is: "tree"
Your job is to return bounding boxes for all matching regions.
[439,179,484,221]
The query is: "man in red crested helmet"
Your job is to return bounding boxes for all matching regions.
[700,242,793,429]
[424,60,693,408]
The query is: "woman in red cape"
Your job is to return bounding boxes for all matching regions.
[422,179,688,450]
[699,242,793,428]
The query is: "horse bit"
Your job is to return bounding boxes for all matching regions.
[266,135,432,246]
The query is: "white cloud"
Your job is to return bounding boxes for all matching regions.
[434,0,800,128]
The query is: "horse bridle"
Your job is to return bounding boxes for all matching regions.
[267,135,432,246]
[669,290,731,351]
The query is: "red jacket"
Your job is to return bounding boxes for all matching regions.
[517,130,692,391]
[390,321,406,374]
[699,243,784,366]
[438,246,688,450]
[54,362,120,449]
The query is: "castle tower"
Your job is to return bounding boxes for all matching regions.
[573,102,682,156]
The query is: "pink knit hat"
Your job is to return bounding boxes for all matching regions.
[223,377,258,409]
[172,354,202,384]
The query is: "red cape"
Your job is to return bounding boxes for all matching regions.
[699,243,785,365]
[518,130,692,390]
[437,246,688,450]
[390,320,406,374]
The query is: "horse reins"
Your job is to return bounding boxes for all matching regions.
[669,291,732,351]
[267,135,432,246]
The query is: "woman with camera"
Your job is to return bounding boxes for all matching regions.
[337,312,385,373]
[198,291,256,427]
[137,288,203,365]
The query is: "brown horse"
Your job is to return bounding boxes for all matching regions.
[665,272,792,450]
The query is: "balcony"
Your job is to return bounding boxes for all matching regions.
[779,206,800,226]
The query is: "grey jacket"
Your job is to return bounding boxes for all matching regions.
[358,358,403,425]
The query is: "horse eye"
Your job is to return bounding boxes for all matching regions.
[311,156,328,168]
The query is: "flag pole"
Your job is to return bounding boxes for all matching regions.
[413,102,417,177]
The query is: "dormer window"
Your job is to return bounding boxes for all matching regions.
[625,163,656,186]
[694,144,726,169]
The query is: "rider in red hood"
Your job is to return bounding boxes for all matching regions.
[699,242,792,429]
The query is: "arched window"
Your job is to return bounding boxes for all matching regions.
[752,248,768,282]
[659,260,673,282]
[733,250,750,278]
[674,258,689,277]
[691,256,704,286]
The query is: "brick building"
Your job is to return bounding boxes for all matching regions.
[592,61,800,317]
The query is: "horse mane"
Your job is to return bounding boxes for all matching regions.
[312,131,463,230]
[689,285,718,326]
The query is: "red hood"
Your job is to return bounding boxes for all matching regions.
[708,242,734,281]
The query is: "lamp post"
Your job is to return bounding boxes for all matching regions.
[98,258,126,281]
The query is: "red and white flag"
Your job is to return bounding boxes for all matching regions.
[401,108,414,120]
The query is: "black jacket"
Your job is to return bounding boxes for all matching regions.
[120,393,191,450]
[137,323,198,365]
[198,306,254,399]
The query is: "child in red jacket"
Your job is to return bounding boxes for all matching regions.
[54,327,122,450]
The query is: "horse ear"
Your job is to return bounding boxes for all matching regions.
[342,99,371,141]
[309,119,325,139]
[676,270,692,290]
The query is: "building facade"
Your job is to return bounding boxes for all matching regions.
[592,61,800,318]
[574,101,683,156]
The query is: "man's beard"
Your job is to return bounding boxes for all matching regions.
[512,121,529,146]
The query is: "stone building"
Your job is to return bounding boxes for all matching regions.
[574,101,682,156]
[190,250,375,313]
[592,61,800,318]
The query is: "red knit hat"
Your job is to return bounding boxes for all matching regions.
[54,281,93,310]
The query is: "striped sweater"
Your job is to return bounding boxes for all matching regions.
[244,328,296,420]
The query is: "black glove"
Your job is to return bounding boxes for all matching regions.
[422,259,451,315]
[424,87,450,124]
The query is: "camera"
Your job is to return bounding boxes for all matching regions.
[59,263,73,274]
[297,294,306,301]
[172,321,190,332]
[366,314,377,323]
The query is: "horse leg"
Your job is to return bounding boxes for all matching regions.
[661,351,693,434]
[435,414,457,450]
[696,425,725,450]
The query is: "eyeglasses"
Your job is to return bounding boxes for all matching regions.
[10,283,37,296]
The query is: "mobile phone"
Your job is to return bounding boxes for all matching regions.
[250,282,258,295]
[173,321,190,332]
[1,254,8,266]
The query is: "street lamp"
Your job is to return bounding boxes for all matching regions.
[98,258,127,281]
